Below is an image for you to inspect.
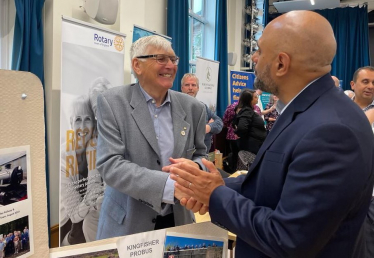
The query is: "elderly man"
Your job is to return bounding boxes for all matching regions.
[170,11,374,258]
[181,73,223,153]
[95,35,206,239]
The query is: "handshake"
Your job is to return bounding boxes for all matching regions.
[162,158,225,215]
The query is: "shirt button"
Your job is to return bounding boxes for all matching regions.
[152,100,155,104]
[155,115,158,118]
[156,136,159,140]
[152,218,157,223]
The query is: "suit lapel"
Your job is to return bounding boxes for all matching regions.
[170,92,190,158]
[130,84,161,158]
[244,74,334,181]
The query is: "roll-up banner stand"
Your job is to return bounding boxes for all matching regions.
[195,57,220,113]
[60,16,126,246]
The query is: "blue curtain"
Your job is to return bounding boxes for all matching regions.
[11,0,49,240]
[11,0,45,85]
[215,0,229,117]
[263,0,269,26]
[315,6,370,90]
[167,0,189,92]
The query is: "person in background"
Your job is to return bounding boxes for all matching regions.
[95,35,207,240]
[170,11,374,258]
[264,94,279,133]
[344,90,355,98]
[233,89,266,155]
[331,75,340,87]
[180,73,223,153]
[351,66,374,112]
[0,237,4,258]
[222,102,239,172]
[255,89,277,116]
[350,66,374,258]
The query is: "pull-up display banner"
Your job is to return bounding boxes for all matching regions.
[60,16,126,246]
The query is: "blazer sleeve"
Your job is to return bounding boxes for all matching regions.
[192,102,208,170]
[96,94,169,214]
[209,123,370,258]
[206,105,223,135]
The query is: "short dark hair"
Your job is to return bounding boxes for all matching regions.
[352,66,374,82]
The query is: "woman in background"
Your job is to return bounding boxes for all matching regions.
[233,89,266,154]
[264,95,279,134]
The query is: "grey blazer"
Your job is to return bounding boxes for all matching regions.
[95,83,207,240]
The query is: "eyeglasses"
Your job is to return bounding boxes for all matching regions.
[136,54,179,65]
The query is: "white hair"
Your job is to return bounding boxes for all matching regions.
[344,90,355,99]
[130,35,172,61]
[181,73,199,87]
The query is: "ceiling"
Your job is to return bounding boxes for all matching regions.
[340,0,374,11]
[271,0,374,13]
[273,0,340,13]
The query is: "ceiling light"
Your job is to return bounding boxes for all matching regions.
[310,0,315,5]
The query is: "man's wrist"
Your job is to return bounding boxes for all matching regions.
[195,162,203,170]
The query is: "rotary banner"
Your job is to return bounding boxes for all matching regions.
[60,17,126,246]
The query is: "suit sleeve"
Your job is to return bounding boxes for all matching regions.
[224,175,246,193]
[192,102,208,170]
[209,123,370,258]
[206,106,223,135]
[96,94,169,214]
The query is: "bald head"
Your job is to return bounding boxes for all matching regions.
[264,11,336,74]
[252,11,337,103]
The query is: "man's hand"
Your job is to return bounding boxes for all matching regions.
[180,197,209,215]
[162,158,199,172]
[170,158,224,206]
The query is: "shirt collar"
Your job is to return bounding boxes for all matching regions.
[139,84,171,106]
[276,77,321,115]
[351,96,374,111]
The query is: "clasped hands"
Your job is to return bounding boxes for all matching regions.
[162,158,225,215]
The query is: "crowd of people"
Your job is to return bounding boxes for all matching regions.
[0,227,29,258]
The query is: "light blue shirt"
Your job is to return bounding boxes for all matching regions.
[139,86,176,211]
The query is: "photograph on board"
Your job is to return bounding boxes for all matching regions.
[0,215,30,258]
[0,150,28,207]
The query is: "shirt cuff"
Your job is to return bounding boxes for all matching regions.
[162,175,176,204]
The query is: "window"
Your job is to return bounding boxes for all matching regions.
[0,0,15,70]
[188,0,216,72]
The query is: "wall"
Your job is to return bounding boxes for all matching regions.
[44,0,167,226]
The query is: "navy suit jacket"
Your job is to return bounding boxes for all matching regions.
[209,74,374,258]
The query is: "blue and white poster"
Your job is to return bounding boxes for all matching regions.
[229,71,255,104]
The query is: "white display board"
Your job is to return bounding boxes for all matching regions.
[195,57,220,113]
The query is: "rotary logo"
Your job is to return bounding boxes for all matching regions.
[114,36,124,52]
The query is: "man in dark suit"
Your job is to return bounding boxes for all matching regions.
[169,11,374,258]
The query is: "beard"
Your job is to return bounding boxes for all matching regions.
[254,65,279,95]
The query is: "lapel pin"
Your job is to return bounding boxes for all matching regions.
[183,127,187,130]
[181,131,186,136]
